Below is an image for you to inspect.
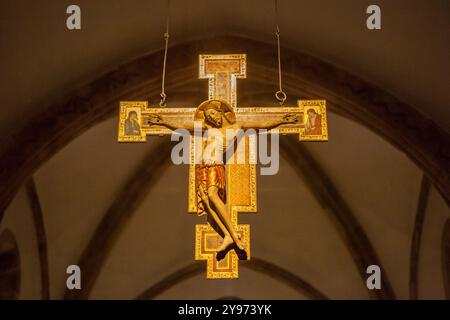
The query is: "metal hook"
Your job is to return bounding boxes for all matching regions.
[275,90,286,105]
[159,92,167,107]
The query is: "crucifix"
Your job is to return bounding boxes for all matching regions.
[118,54,328,279]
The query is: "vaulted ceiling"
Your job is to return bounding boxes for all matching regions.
[1,0,449,144]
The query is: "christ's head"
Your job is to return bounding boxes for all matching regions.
[203,102,223,128]
[195,99,236,127]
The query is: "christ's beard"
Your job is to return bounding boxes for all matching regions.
[207,117,222,128]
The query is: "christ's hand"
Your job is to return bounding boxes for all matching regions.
[282,113,299,124]
[147,114,163,126]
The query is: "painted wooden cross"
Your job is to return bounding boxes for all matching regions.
[118,54,328,279]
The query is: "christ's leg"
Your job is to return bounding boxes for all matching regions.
[208,209,234,252]
[207,186,245,251]
[197,184,232,249]
[205,206,232,248]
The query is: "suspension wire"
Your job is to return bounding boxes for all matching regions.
[159,0,170,107]
[274,0,286,105]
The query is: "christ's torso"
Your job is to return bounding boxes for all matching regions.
[201,124,240,164]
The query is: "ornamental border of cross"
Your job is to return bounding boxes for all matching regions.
[118,54,328,279]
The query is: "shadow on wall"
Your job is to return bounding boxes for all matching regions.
[0,229,20,299]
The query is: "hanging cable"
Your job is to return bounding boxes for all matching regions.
[274,0,286,105]
[159,0,170,107]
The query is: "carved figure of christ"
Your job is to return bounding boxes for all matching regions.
[148,99,298,257]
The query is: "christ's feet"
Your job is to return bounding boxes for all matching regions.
[217,235,233,253]
[235,238,246,251]
[216,236,247,261]
[216,235,246,254]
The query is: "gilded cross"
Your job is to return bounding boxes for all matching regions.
[118,54,328,279]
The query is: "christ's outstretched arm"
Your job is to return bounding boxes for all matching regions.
[147,114,206,132]
[239,113,299,130]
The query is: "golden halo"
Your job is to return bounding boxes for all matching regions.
[194,99,236,124]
